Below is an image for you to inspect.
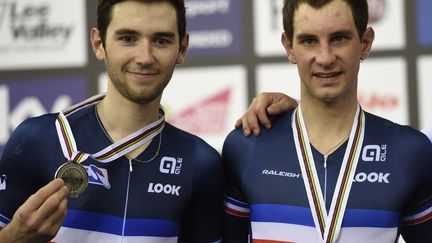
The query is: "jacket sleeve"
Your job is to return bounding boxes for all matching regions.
[179,138,224,243]
[222,129,255,243]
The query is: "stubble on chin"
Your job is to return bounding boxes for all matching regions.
[111,77,167,104]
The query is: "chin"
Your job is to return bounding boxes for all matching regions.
[317,93,340,103]
[133,90,163,104]
[128,94,156,104]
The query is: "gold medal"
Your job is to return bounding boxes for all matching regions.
[55,162,88,198]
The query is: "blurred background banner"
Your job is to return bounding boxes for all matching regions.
[0,0,87,70]
[0,0,431,157]
[0,77,87,155]
[417,0,432,47]
[186,0,244,58]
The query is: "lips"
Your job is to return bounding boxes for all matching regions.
[128,70,158,76]
[313,71,342,78]
[126,70,160,81]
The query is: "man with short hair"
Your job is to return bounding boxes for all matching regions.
[223,0,432,242]
[0,1,224,242]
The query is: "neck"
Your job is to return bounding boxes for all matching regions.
[96,93,160,142]
[300,98,358,155]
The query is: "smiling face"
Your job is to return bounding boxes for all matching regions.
[92,0,188,105]
[282,0,374,104]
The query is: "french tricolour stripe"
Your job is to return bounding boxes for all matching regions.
[251,222,398,243]
[250,204,400,243]
[52,209,179,242]
[402,202,432,225]
[251,205,399,227]
[224,196,250,217]
[250,204,318,242]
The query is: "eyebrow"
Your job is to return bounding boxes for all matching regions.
[296,33,316,40]
[330,30,355,37]
[296,29,355,39]
[153,32,176,39]
[114,28,139,36]
[114,28,176,39]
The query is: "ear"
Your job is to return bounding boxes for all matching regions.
[360,27,375,60]
[91,28,105,60]
[176,33,189,64]
[281,32,296,64]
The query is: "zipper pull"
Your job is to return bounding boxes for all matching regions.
[324,155,328,169]
[129,159,133,172]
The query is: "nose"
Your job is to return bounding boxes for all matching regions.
[315,44,336,68]
[135,41,155,67]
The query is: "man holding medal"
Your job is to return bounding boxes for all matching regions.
[223,0,432,242]
[0,0,224,242]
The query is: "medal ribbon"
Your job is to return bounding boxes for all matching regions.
[292,104,365,243]
[55,94,165,164]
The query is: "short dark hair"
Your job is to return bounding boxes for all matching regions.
[97,0,186,45]
[282,0,368,42]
